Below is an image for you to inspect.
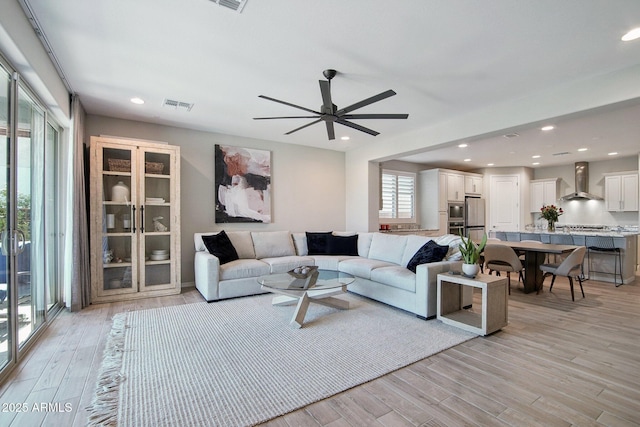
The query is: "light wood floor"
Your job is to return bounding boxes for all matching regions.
[0,276,638,426]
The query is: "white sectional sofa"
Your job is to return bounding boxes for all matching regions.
[193,230,470,319]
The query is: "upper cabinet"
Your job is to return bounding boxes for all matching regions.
[446,172,465,202]
[604,172,639,212]
[464,174,483,196]
[530,178,559,212]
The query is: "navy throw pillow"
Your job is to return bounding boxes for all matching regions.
[306,231,333,255]
[202,231,239,265]
[406,240,449,273]
[326,234,358,256]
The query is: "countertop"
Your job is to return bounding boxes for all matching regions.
[511,229,639,237]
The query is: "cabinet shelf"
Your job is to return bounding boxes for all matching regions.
[103,171,132,177]
[104,262,133,269]
[145,173,170,179]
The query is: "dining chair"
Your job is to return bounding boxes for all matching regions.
[539,246,587,301]
[484,244,524,295]
[549,234,575,263]
[479,237,502,273]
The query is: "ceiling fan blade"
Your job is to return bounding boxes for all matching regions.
[284,119,322,135]
[336,119,379,136]
[258,95,321,115]
[325,121,335,140]
[319,80,333,113]
[253,115,319,120]
[336,90,397,115]
[341,113,409,120]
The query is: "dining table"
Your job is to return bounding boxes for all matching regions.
[489,240,580,293]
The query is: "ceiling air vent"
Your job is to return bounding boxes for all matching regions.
[209,0,248,13]
[163,99,194,112]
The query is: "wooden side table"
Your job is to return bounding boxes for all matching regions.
[437,272,508,336]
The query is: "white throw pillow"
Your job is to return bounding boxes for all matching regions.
[251,231,295,259]
[367,233,408,265]
[435,234,464,261]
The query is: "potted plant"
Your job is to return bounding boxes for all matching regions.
[458,233,487,278]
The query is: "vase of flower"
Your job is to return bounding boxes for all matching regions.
[540,205,563,232]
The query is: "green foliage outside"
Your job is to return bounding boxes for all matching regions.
[0,187,31,241]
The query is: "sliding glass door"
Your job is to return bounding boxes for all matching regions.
[0,61,12,374]
[0,59,62,380]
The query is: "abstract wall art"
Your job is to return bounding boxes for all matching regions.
[215,145,271,223]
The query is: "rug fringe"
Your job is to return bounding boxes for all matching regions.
[86,313,127,426]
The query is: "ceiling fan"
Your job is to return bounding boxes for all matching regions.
[253,69,409,140]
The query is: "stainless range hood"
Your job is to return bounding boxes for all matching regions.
[560,162,603,201]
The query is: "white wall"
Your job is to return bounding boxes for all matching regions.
[85,115,347,284]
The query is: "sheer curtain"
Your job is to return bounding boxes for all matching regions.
[70,95,90,311]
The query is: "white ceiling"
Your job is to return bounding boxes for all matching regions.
[23,0,640,168]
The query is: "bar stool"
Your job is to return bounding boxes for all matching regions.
[519,233,541,241]
[584,236,622,286]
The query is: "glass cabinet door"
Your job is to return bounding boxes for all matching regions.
[139,148,175,291]
[98,144,138,295]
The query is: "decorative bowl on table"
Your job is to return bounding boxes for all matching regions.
[287,266,319,289]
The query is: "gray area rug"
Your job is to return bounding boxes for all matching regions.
[88,293,475,426]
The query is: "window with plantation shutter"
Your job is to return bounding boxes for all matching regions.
[379,170,416,221]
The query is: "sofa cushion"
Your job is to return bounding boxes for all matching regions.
[400,235,433,267]
[406,240,449,273]
[220,259,271,281]
[310,255,359,270]
[202,231,239,265]
[261,256,315,274]
[291,232,308,256]
[251,231,295,259]
[326,234,358,256]
[227,231,256,259]
[355,232,374,258]
[370,266,416,292]
[368,233,408,265]
[306,231,333,255]
[338,258,396,280]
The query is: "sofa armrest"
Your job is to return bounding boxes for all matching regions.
[415,260,462,318]
[194,251,221,301]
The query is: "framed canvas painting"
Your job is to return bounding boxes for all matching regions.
[215,144,271,223]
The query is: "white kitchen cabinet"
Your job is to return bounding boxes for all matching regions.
[464,174,483,195]
[89,136,181,303]
[530,178,559,213]
[605,173,639,212]
[446,172,465,202]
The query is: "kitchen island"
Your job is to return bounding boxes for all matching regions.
[491,229,638,285]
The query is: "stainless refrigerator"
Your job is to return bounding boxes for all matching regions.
[465,196,486,240]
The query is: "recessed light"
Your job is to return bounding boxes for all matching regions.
[458,143,468,148]
[541,125,555,131]
[622,27,640,41]
[503,133,519,138]
[340,136,350,141]
[532,162,540,165]
[577,147,588,152]
[463,158,471,162]
[608,152,618,156]
[487,163,494,166]
[130,97,145,105]
[532,155,541,159]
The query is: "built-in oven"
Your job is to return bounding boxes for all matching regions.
[448,202,464,222]
[448,221,465,236]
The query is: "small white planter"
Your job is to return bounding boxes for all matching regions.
[462,263,480,278]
